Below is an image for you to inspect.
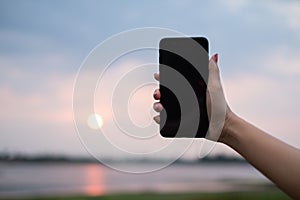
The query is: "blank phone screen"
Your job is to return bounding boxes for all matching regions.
[159,37,209,138]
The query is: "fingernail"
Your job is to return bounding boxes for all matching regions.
[154,103,158,109]
[213,53,218,63]
[153,116,160,123]
[153,90,158,98]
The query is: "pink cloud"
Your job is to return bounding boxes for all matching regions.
[0,74,74,125]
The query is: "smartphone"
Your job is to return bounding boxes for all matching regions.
[159,37,209,138]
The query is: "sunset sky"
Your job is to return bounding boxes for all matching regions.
[1,0,300,160]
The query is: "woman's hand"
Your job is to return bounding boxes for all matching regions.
[152,53,232,142]
[153,53,300,199]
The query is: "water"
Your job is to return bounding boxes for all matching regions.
[0,162,272,198]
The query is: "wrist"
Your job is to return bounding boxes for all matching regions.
[219,110,241,146]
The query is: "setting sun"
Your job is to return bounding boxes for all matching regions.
[87,114,104,130]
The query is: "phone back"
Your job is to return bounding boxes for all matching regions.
[159,37,209,138]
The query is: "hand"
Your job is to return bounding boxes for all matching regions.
[153,73,162,124]
[153,53,232,142]
[154,54,300,199]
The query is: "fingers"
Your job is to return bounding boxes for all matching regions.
[153,115,160,124]
[153,74,161,124]
[209,53,219,73]
[153,90,162,124]
[153,102,163,112]
[154,73,160,81]
[153,89,161,100]
[212,53,218,63]
[208,53,222,88]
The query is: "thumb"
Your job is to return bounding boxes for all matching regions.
[208,53,222,89]
[206,53,227,141]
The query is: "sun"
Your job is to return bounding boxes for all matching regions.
[87,114,104,130]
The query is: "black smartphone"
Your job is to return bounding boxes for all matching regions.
[159,37,209,138]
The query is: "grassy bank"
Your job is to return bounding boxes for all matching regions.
[18,191,290,200]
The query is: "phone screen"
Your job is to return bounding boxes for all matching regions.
[159,37,209,138]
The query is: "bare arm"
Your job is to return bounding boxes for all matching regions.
[153,54,300,199]
[221,112,300,199]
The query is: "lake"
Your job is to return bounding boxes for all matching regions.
[0,161,274,198]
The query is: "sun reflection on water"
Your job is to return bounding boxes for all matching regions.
[83,164,105,196]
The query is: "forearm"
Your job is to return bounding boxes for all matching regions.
[221,113,300,199]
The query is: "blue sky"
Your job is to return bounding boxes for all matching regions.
[1,0,300,159]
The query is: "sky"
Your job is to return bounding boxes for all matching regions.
[1,0,300,160]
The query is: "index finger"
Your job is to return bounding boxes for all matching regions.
[154,73,160,81]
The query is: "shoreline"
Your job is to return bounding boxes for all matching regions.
[0,191,289,200]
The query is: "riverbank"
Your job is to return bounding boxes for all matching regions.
[0,162,285,199]
[10,191,290,200]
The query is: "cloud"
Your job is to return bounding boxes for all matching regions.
[223,72,300,147]
[218,0,249,12]
[263,47,300,76]
[270,0,300,34]
[0,78,72,124]
[1,0,300,159]
[0,66,87,155]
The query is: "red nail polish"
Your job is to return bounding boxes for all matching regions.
[215,53,218,63]
[153,90,158,99]
[212,54,216,62]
